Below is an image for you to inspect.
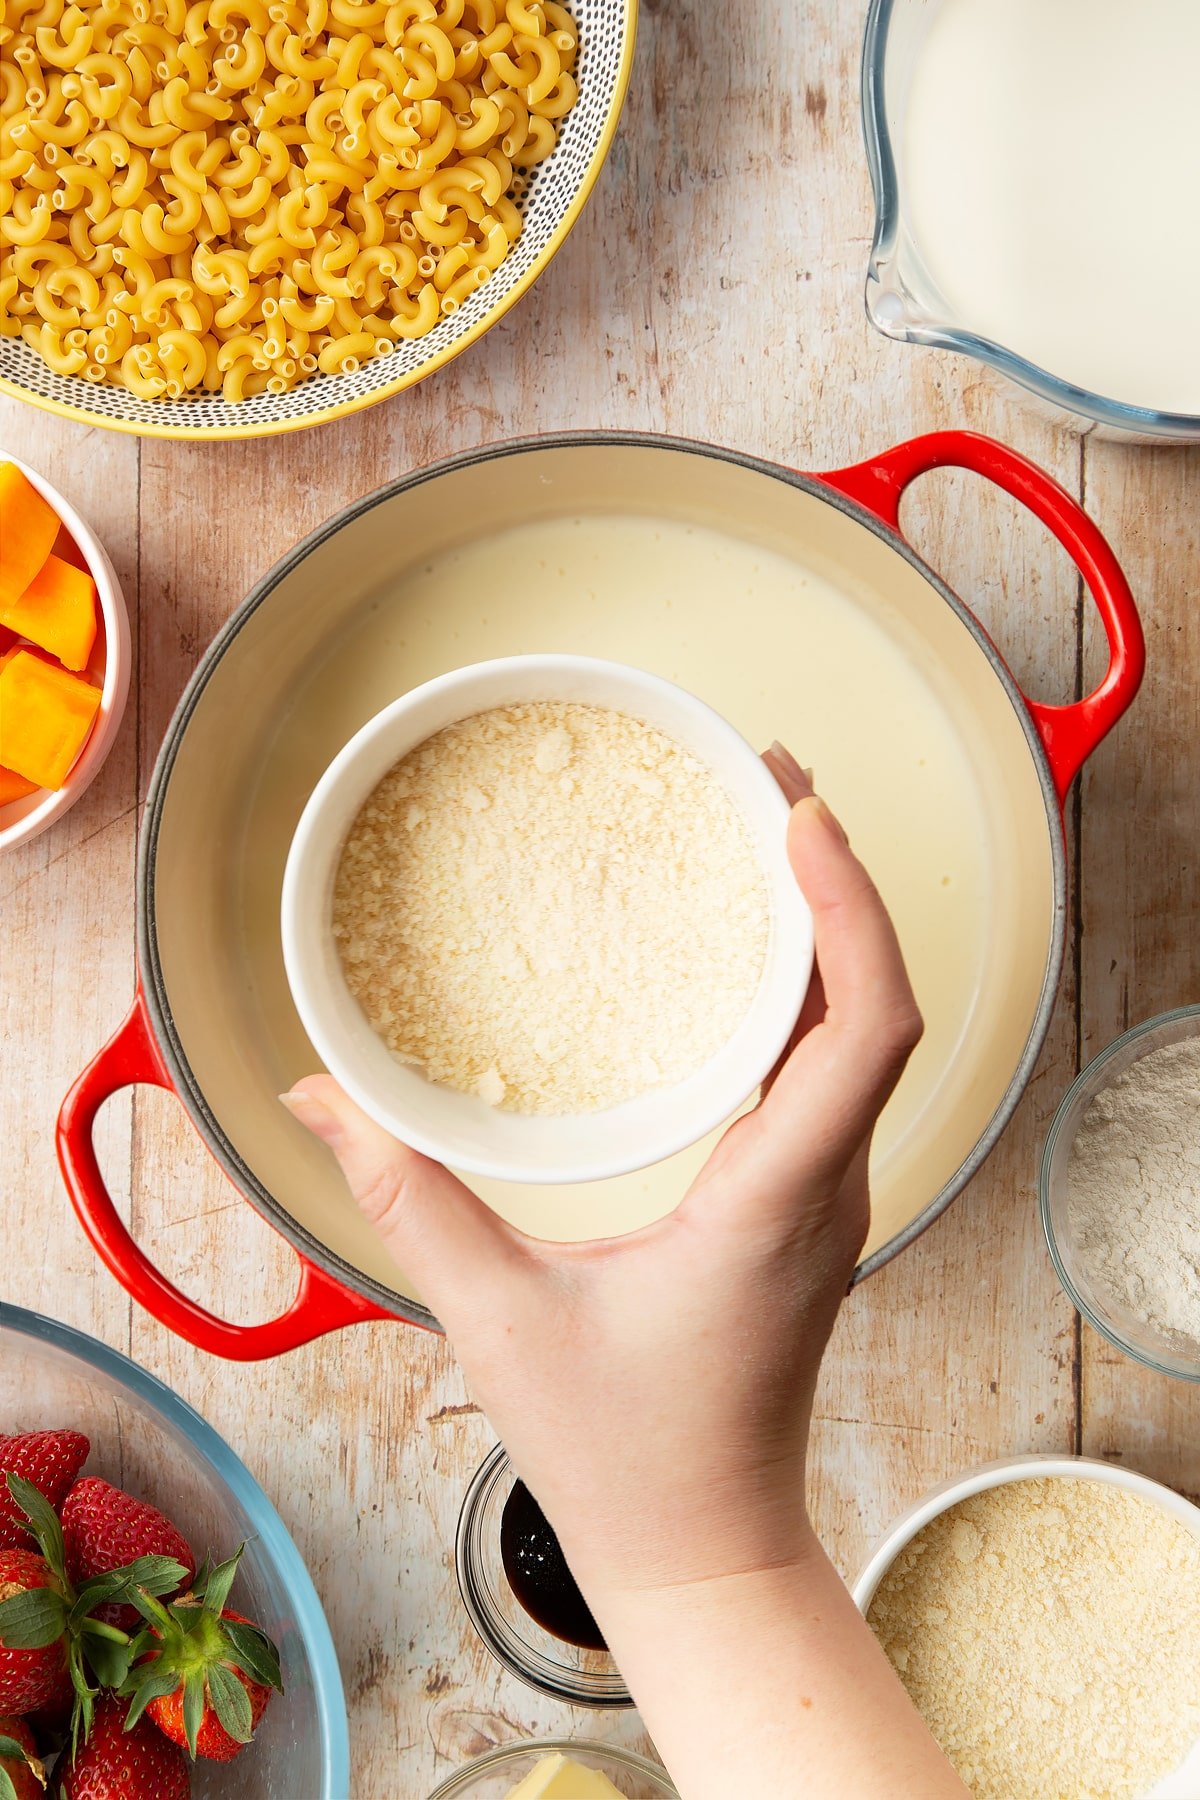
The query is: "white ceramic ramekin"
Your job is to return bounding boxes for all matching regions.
[853,1454,1200,1800]
[281,654,813,1188]
[0,453,131,851]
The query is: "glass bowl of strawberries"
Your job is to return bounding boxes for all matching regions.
[0,1302,349,1798]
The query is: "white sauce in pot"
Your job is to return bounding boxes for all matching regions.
[272,514,994,1242]
[901,0,1200,415]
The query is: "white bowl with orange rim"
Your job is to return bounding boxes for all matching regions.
[0,454,131,851]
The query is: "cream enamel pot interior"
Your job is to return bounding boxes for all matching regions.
[57,432,1144,1359]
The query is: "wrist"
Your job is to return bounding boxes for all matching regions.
[581,1514,825,1628]
[545,1449,821,1606]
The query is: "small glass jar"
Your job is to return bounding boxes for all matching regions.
[1040,1005,1200,1383]
[455,1444,633,1707]
[427,1738,678,1800]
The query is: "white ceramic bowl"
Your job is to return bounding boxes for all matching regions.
[282,654,813,1187]
[0,453,131,851]
[853,1454,1200,1800]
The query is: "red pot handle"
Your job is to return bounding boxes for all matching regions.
[816,431,1144,807]
[57,991,402,1360]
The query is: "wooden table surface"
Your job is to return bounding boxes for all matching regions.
[3,3,1199,1794]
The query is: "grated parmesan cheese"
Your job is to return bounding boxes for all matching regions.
[866,1478,1200,1800]
[332,701,770,1114]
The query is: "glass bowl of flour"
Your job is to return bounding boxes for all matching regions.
[1041,1006,1200,1382]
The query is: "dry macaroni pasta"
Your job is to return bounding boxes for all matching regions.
[0,0,578,401]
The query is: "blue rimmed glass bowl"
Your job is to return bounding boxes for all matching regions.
[0,1303,350,1797]
[860,0,1200,441]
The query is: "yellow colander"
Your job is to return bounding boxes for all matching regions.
[0,0,636,442]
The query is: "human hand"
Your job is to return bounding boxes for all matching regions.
[281,747,923,1606]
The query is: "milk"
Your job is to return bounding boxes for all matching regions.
[901,0,1200,414]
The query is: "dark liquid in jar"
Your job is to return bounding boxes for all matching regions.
[500,1479,608,1652]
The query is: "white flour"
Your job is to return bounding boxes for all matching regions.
[1067,1037,1200,1349]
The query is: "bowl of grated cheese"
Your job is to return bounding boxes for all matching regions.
[280,653,813,1189]
[854,1455,1200,1800]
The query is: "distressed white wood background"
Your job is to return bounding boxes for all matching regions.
[3,1,1199,1794]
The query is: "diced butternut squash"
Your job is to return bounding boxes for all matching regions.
[0,463,58,608]
[0,765,39,806]
[0,763,39,806]
[0,647,101,789]
[1,552,98,670]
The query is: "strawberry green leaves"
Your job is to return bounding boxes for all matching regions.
[181,1671,206,1761]
[118,1660,179,1733]
[221,1617,281,1692]
[0,1751,22,1800]
[3,1482,68,1592]
[1,1475,281,1768]
[0,1475,190,1755]
[0,1586,66,1653]
[0,1723,45,1800]
[0,1733,44,1800]
[205,1662,254,1746]
[118,1547,283,1760]
[4,1477,189,1618]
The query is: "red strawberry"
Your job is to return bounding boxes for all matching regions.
[61,1484,194,1635]
[0,1549,68,1713]
[121,1550,281,1763]
[0,1474,194,1769]
[144,1609,272,1763]
[54,1693,189,1799]
[145,1605,275,1756]
[0,1436,89,1552]
[0,1714,46,1799]
[25,1666,74,1750]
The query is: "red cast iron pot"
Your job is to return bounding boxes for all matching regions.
[58,431,1143,1359]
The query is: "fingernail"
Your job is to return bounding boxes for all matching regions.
[279,1088,340,1145]
[767,742,814,795]
[797,795,849,845]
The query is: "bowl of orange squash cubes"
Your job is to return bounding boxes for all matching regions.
[0,455,130,849]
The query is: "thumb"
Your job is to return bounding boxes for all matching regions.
[281,1074,525,1299]
[743,793,922,1199]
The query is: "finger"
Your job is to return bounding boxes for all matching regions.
[756,745,818,1102]
[753,796,922,1185]
[280,1075,525,1296]
[762,741,814,807]
[758,961,825,1101]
